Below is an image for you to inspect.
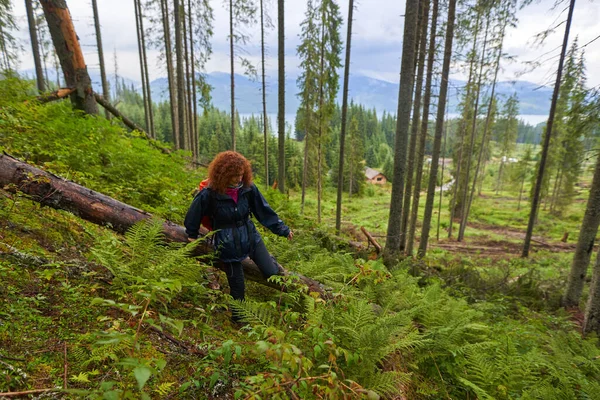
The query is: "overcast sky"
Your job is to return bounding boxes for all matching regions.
[10,0,600,90]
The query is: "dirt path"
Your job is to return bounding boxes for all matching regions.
[356,221,581,258]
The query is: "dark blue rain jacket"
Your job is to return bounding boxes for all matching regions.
[184,184,290,262]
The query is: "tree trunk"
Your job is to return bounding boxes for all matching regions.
[563,152,600,307]
[457,13,491,242]
[277,0,285,193]
[449,9,482,237]
[40,0,97,114]
[406,0,433,256]
[25,0,45,93]
[402,0,429,253]
[260,0,269,189]
[134,0,151,134]
[437,104,448,242]
[463,5,510,239]
[523,0,577,257]
[383,0,420,266]
[174,0,188,150]
[91,0,110,119]
[0,153,330,299]
[183,3,194,150]
[139,0,155,138]
[301,120,309,214]
[335,0,354,234]
[229,0,236,151]
[584,249,600,335]
[187,0,198,160]
[161,0,179,147]
[316,11,326,225]
[418,0,456,258]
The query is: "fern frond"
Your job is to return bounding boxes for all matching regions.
[230,299,279,328]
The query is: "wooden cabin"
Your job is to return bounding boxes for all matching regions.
[365,167,387,185]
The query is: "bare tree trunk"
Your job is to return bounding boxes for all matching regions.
[457,13,491,242]
[161,0,179,147]
[134,0,151,134]
[523,0,577,257]
[406,0,433,256]
[518,173,526,210]
[277,0,285,193]
[335,0,355,234]
[40,0,97,114]
[174,0,188,150]
[418,0,456,258]
[92,0,110,119]
[301,120,309,214]
[402,0,429,253]
[448,10,482,237]
[229,0,236,151]
[260,0,269,188]
[25,0,45,92]
[183,4,194,150]
[0,153,330,299]
[584,250,600,335]
[564,151,600,307]
[187,0,198,159]
[139,0,154,138]
[316,13,326,225]
[463,6,510,239]
[383,0,420,266]
[437,104,448,241]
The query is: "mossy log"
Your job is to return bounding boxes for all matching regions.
[0,153,330,299]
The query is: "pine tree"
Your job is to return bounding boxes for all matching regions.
[227,0,258,151]
[402,0,429,254]
[25,0,45,92]
[298,0,321,213]
[92,0,110,118]
[383,0,419,266]
[0,0,17,72]
[134,0,154,136]
[523,0,577,257]
[418,0,457,258]
[314,0,342,223]
[496,94,519,193]
[457,10,493,242]
[335,0,355,234]
[277,0,285,193]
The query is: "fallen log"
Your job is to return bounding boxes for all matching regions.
[35,87,76,104]
[361,226,382,254]
[0,153,330,298]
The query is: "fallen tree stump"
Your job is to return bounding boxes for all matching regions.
[0,153,330,299]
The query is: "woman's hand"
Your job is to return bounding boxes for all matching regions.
[187,237,196,243]
[287,231,294,241]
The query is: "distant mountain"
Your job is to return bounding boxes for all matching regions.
[150,72,553,117]
[20,68,552,117]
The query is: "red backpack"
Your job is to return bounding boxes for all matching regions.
[198,179,213,231]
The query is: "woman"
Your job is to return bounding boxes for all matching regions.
[184,151,293,309]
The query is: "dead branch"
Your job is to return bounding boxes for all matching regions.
[361,226,382,254]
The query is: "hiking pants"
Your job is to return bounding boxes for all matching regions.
[224,237,279,301]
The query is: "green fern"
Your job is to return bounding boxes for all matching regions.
[230,299,280,328]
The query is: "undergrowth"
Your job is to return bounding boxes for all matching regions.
[1,77,600,399]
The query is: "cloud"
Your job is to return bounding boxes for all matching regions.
[10,0,600,91]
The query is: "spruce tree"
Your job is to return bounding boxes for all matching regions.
[418,0,457,258]
[25,0,45,92]
[383,0,419,266]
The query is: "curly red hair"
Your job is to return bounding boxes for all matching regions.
[207,151,253,193]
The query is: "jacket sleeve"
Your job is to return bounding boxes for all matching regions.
[249,184,290,237]
[184,189,210,239]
